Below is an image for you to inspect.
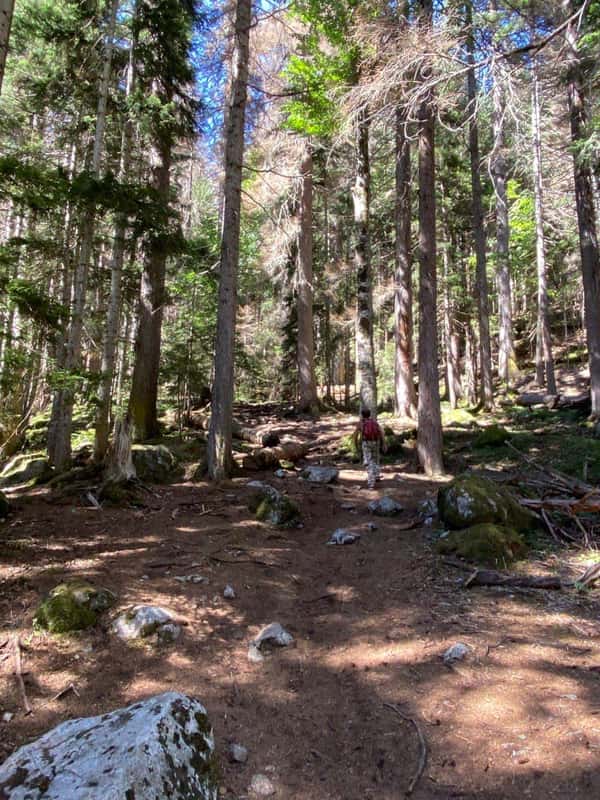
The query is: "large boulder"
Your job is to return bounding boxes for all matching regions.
[34,581,115,634]
[0,490,8,518]
[0,692,218,800]
[247,481,300,526]
[112,605,181,643]
[301,465,338,484]
[438,474,536,531]
[132,443,179,483]
[0,455,53,488]
[436,523,527,567]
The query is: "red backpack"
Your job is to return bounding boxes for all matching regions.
[362,418,380,441]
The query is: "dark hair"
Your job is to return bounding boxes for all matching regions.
[361,409,371,419]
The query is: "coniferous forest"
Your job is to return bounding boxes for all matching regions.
[1,2,600,798]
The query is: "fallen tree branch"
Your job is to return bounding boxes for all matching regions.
[442,557,564,590]
[14,637,32,715]
[384,703,427,796]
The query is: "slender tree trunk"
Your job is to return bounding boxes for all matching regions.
[491,21,517,389]
[416,0,443,475]
[465,1,493,409]
[296,139,318,414]
[128,134,171,440]
[47,0,118,469]
[394,106,417,418]
[207,0,251,480]
[94,24,137,462]
[0,0,15,96]
[440,199,462,409]
[353,105,377,415]
[532,56,556,394]
[564,4,600,417]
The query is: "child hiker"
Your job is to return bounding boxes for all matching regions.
[353,408,386,489]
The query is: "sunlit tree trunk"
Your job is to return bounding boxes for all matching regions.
[207,0,251,479]
[353,105,377,415]
[532,56,556,394]
[416,0,443,475]
[0,0,15,96]
[564,3,600,416]
[296,139,318,414]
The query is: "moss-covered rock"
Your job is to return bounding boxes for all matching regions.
[474,424,510,448]
[247,481,300,526]
[438,474,536,532]
[34,581,116,634]
[0,490,9,518]
[0,455,53,488]
[132,444,179,483]
[436,523,527,566]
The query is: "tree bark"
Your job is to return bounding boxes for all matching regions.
[394,106,417,418]
[564,4,600,417]
[465,1,493,410]
[0,0,15,96]
[416,0,443,475]
[207,0,251,480]
[296,139,318,414]
[532,56,556,394]
[353,105,377,415]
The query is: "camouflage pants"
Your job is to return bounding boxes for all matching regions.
[362,440,380,488]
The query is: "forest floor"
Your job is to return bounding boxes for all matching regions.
[2,403,600,799]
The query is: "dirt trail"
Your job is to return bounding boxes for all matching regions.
[1,414,600,799]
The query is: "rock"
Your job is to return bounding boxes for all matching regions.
[443,642,471,664]
[229,742,248,764]
[175,574,208,584]
[2,712,13,722]
[327,528,360,545]
[250,774,276,797]
[112,604,180,642]
[0,692,218,800]
[0,490,9,518]
[301,465,338,484]
[437,474,536,531]
[247,644,264,663]
[474,424,510,448]
[418,498,437,519]
[157,622,182,644]
[365,522,378,531]
[223,584,236,599]
[340,503,355,510]
[0,455,53,488]
[436,523,527,566]
[131,443,179,483]
[34,581,115,634]
[368,496,404,516]
[252,622,294,654]
[247,482,300,527]
[274,468,286,478]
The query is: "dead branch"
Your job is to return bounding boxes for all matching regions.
[384,703,427,796]
[442,557,564,590]
[14,637,32,715]
[575,561,600,588]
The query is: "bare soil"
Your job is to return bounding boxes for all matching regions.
[2,412,600,799]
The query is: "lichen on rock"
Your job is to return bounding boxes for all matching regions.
[131,443,180,483]
[437,474,536,532]
[247,481,300,526]
[34,581,115,634]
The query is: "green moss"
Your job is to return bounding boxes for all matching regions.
[34,581,115,634]
[474,424,510,448]
[437,523,527,567]
[337,433,360,462]
[438,474,537,532]
[255,493,300,526]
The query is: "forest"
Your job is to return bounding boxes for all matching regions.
[1,1,600,799]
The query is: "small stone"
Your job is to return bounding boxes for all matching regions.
[274,469,286,479]
[327,528,360,545]
[2,712,14,722]
[365,522,378,531]
[443,642,471,664]
[112,605,175,640]
[253,622,294,649]
[340,503,355,511]
[157,622,182,644]
[247,644,264,663]
[174,574,208,584]
[250,773,275,797]
[223,585,236,599]
[368,496,404,516]
[300,465,339,484]
[229,743,248,763]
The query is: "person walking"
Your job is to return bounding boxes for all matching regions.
[353,408,386,489]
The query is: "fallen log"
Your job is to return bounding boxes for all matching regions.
[442,557,564,590]
[520,494,600,514]
[516,392,558,409]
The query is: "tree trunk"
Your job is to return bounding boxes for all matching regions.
[94,22,137,462]
[394,106,417,418]
[416,0,443,475]
[465,1,493,410]
[564,5,600,417]
[296,139,318,414]
[0,0,15,96]
[532,56,556,394]
[490,25,517,389]
[207,0,251,480]
[47,0,118,469]
[353,105,377,415]
[128,134,171,440]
